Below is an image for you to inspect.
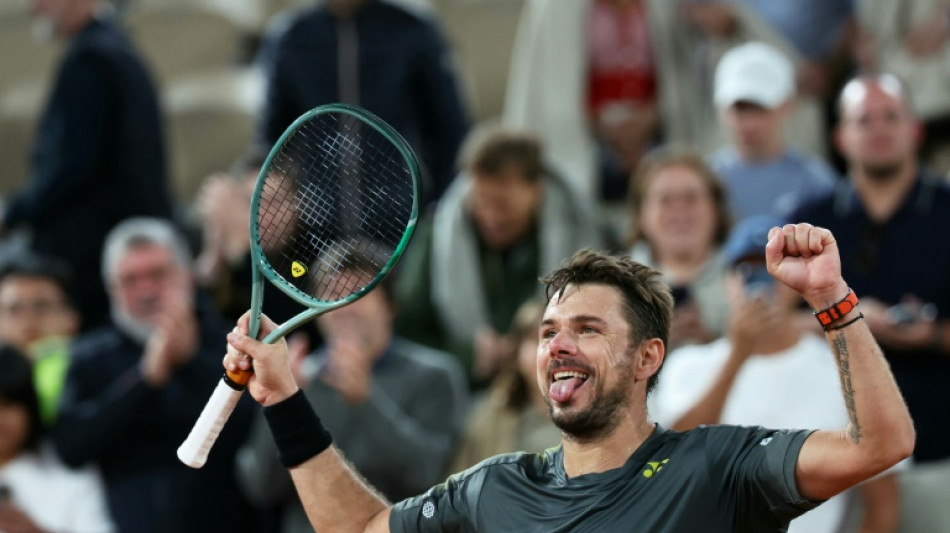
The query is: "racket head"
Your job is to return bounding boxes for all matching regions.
[249,104,421,320]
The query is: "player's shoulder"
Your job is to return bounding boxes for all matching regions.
[679,424,815,460]
[453,447,560,483]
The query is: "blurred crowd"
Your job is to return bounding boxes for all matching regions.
[0,0,949,532]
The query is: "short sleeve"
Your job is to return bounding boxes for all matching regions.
[390,470,477,533]
[703,426,823,524]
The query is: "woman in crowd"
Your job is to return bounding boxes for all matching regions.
[627,146,732,350]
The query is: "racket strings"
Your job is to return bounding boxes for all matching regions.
[256,111,415,303]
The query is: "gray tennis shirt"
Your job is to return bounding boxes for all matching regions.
[390,425,821,532]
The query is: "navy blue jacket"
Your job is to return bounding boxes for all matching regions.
[257,0,468,204]
[53,295,257,533]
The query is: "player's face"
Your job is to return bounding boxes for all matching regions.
[538,283,637,440]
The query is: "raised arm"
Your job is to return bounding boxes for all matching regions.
[764,223,914,501]
[224,313,393,533]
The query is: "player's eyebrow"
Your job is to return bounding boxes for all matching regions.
[540,315,607,327]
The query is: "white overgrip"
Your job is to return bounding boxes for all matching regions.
[177,378,243,468]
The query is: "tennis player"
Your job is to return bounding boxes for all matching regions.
[224,222,914,532]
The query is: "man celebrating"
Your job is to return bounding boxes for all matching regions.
[224,223,914,532]
[791,72,950,531]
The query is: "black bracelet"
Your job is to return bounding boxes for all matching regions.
[263,389,333,468]
[824,312,865,332]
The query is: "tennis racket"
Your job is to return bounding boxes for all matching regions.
[178,103,421,468]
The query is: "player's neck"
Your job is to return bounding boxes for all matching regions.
[561,411,655,478]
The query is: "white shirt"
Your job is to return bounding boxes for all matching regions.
[0,446,114,533]
[651,334,849,533]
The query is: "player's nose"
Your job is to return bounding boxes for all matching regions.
[548,329,578,359]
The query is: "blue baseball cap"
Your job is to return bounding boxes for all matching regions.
[722,215,786,266]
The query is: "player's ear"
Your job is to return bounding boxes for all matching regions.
[634,338,664,383]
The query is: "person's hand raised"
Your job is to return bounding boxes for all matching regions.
[224,312,298,407]
[765,223,849,309]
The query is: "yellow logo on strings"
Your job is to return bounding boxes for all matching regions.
[642,458,669,478]
[291,261,307,278]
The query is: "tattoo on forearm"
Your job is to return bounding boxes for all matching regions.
[832,332,862,444]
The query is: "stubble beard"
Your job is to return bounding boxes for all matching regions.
[546,361,635,443]
[111,306,154,345]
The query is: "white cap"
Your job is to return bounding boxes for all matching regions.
[714,42,795,109]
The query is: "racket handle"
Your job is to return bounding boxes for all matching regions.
[178,376,245,468]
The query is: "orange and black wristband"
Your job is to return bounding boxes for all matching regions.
[814,289,862,332]
[264,389,333,468]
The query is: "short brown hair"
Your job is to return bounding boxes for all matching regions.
[541,249,673,393]
[626,146,731,247]
[458,122,544,183]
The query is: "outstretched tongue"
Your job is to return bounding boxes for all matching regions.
[549,377,585,403]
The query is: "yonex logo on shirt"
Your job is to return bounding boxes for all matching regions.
[422,499,435,519]
[642,458,669,478]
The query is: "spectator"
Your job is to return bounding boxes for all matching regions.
[393,124,610,387]
[709,42,838,221]
[190,147,322,349]
[627,147,731,349]
[651,215,902,533]
[52,218,258,533]
[0,0,173,332]
[0,342,114,533]
[450,298,560,472]
[256,0,469,205]
[0,252,80,427]
[791,73,950,532]
[503,0,822,204]
[855,0,950,174]
[237,248,468,533]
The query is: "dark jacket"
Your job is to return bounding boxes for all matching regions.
[257,0,468,204]
[3,16,173,330]
[53,295,257,533]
